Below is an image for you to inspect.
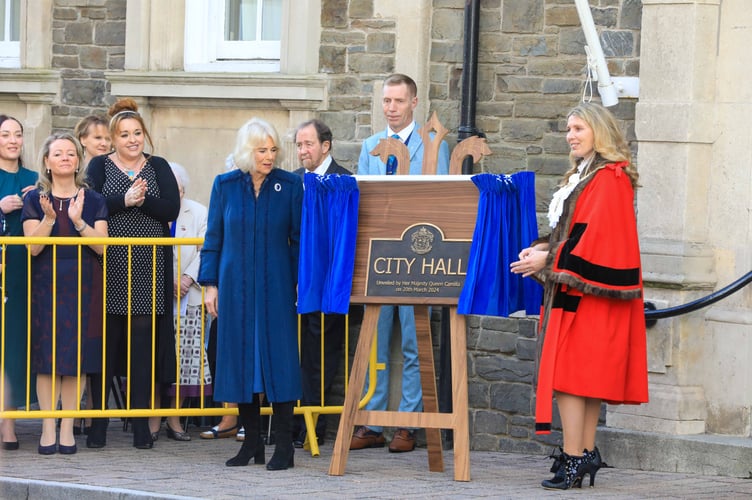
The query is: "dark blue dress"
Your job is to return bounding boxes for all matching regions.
[198,168,303,404]
[22,189,108,376]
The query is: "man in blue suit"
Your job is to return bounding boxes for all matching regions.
[351,74,450,453]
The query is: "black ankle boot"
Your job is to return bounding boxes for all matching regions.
[266,401,294,471]
[546,446,566,484]
[541,452,588,490]
[227,397,262,466]
[584,446,607,470]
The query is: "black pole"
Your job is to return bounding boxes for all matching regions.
[439,0,482,447]
[457,0,483,175]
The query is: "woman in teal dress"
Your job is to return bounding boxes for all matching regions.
[0,115,38,450]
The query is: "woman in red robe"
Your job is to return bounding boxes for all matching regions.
[511,102,648,490]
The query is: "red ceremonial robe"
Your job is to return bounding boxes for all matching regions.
[535,161,649,434]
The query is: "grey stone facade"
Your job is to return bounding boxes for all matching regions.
[51,0,125,131]
[315,0,639,453]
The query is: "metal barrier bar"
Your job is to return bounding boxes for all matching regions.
[0,236,379,457]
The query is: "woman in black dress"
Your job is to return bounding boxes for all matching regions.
[86,98,180,449]
[22,132,108,455]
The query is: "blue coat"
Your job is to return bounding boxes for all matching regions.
[357,122,450,175]
[198,168,303,403]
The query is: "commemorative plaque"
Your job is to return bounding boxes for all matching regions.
[350,176,479,305]
[329,116,490,483]
[366,223,470,298]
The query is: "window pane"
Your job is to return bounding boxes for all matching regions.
[0,1,5,41]
[261,0,281,41]
[225,0,258,42]
[10,0,19,41]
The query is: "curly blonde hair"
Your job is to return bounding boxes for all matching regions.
[561,102,639,188]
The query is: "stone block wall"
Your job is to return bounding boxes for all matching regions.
[322,0,641,199]
[317,0,639,452]
[50,0,126,131]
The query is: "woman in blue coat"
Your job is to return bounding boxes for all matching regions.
[199,118,302,471]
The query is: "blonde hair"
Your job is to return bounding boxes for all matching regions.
[232,118,282,173]
[562,102,638,188]
[37,132,87,195]
[107,98,155,154]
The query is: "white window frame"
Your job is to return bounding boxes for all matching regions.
[185,0,281,72]
[0,0,20,68]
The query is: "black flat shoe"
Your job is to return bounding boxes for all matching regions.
[134,439,154,450]
[2,441,19,451]
[86,419,108,449]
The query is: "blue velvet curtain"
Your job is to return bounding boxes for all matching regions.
[297,173,359,314]
[458,171,542,316]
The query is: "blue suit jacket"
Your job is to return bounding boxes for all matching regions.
[357,122,450,175]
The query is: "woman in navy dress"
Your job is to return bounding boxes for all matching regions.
[199,117,303,471]
[22,132,108,454]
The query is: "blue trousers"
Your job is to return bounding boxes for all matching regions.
[364,305,424,432]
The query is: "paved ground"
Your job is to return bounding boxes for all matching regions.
[1,419,752,499]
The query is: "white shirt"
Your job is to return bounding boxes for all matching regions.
[387,121,416,143]
[313,154,333,175]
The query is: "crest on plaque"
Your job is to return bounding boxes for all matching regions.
[410,226,434,255]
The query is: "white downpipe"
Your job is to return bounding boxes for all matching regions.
[574,0,619,107]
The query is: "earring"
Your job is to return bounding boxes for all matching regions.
[46,169,50,174]
[75,168,79,173]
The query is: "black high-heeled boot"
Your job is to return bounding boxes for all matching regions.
[541,452,587,490]
[266,401,294,471]
[585,446,608,470]
[547,446,566,484]
[226,396,261,466]
[254,412,265,464]
[582,446,605,486]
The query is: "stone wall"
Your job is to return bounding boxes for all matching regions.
[50,0,126,131]
[318,0,640,453]
[320,0,642,216]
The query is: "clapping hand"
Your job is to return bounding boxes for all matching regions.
[125,178,147,207]
[68,188,85,225]
[38,193,57,224]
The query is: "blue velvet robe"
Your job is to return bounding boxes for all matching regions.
[199,168,303,403]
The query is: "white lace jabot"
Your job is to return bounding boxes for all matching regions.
[547,155,593,228]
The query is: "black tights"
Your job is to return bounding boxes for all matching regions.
[90,314,158,412]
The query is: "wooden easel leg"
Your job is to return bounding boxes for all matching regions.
[328,305,380,476]
[414,305,443,473]
[450,307,470,481]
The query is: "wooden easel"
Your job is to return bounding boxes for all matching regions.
[328,114,491,481]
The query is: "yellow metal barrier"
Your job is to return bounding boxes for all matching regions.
[0,236,379,456]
